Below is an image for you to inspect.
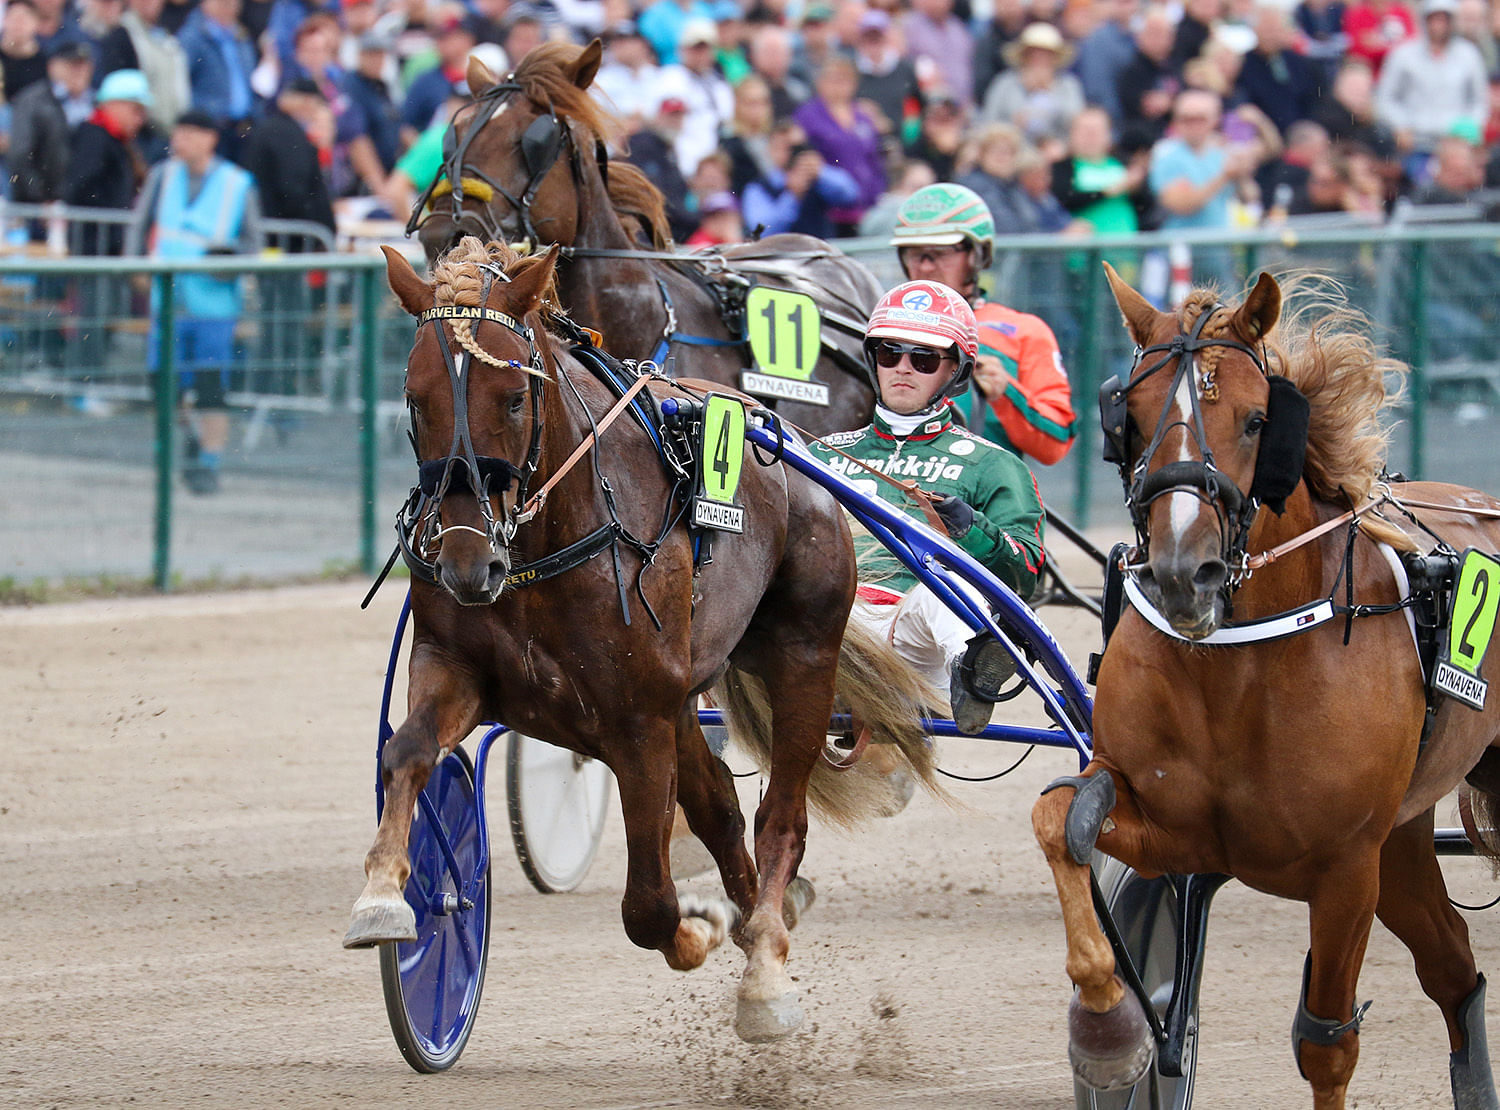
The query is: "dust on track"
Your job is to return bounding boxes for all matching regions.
[2,584,1492,1108]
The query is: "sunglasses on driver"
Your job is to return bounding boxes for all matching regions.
[870,340,954,374]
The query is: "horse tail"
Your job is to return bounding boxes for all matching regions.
[1463,780,1500,865]
[712,620,946,827]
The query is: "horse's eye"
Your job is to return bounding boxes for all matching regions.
[1246,414,1266,436]
[508,394,526,415]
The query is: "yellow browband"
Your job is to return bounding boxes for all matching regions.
[429,177,496,204]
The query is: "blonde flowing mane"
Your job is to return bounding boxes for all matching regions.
[428,237,559,374]
[1175,276,1415,550]
[503,43,672,248]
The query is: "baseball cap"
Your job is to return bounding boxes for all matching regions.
[436,9,478,35]
[174,108,220,131]
[658,96,688,114]
[97,68,153,107]
[802,2,835,23]
[1424,0,1459,14]
[858,10,890,33]
[680,17,718,46]
[357,30,393,51]
[48,40,93,62]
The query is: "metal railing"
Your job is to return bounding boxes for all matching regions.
[3,222,1499,591]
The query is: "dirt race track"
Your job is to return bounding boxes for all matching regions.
[4,582,1498,1109]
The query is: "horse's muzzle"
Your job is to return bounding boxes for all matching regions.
[438,546,511,606]
[1136,555,1228,640]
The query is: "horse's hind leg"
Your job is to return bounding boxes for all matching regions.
[732,659,831,1043]
[1296,856,1381,1110]
[614,723,735,972]
[1377,808,1496,1109]
[675,704,757,917]
[344,662,481,948]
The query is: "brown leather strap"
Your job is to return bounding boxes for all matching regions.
[821,723,871,771]
[519,371,654,518]
[803,437,951,537]
[1389,496,1500,520]
[1245,499,1385,570]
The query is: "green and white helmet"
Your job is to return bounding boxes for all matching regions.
[891,183,996,270]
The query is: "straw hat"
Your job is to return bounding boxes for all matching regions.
[1002,22,1075,68]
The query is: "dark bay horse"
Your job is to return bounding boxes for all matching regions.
[1034,267,1500,1108]
[411,40,881,437]
[343,237,936,1042]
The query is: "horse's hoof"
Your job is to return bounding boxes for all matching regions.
[735,990,804,1043]
[343,896,417,949]
[1068,984,1156,1090]
[680,893,740,940]
[781,876,816,931]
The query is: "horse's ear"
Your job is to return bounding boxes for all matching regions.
[467,53,496,96]
[571,39,603,89]
[383,245,435,316]
[1233,271,1281,342]
[504,244,561,316]
[1103,261,1158,349]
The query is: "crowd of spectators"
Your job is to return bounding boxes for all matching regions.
[4,0,1500,254]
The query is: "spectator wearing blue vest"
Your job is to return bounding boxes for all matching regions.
[130,109,262,494]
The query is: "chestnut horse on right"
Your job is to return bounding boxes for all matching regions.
[1036,266,1500,1109]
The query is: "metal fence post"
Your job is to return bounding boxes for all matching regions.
[1071,248,1101,527]
[359,264,380,574]
[1409,240,1428,479]
[153,271,176,591]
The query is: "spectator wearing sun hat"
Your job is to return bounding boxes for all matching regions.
[639,0,716,66]
[656,16,734,177]
[976,22,1084,158]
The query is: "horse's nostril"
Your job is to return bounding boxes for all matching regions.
[1193,559,1227,594]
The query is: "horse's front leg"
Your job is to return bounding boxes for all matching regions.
[1295,857,1381,1110]
[614,719,737,971]
[1032,766,1156,1089]
[343,661,482,948]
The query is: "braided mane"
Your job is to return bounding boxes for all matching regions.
[429,237,559,375]
[1177,279,1415,551]
[502,43,672,249]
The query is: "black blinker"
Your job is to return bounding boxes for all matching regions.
[419,456,521,497]
[1249,374,1311,514]
[522,114,563,177]
[1099,375,1129,465]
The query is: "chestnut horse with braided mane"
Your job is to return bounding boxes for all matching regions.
[342,238,936,1042]
[1035,267,1500,1108]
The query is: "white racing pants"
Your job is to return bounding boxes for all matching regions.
[849,577,991,707]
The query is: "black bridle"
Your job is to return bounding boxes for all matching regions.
[1100,304,1310,588]
[398,263,547,577]
[406,79,606,248]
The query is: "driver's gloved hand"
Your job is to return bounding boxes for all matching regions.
[931,494,975,539]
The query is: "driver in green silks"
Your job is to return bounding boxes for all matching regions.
[809,279,1046,739]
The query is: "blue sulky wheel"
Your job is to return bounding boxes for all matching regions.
[379,747,491,1073]
[1074,855,1208,1110]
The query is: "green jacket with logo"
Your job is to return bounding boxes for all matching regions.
[808,404,1046,599]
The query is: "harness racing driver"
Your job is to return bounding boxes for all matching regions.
[891,183,1077,466]
[809,280,1046,736]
